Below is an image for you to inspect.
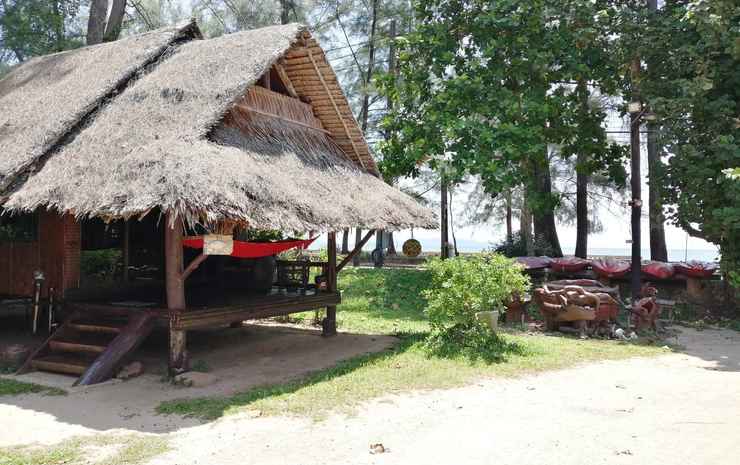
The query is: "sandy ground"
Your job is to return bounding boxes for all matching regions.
[146,326,740,465]
[0,323,396,446]
[2,326,739,465]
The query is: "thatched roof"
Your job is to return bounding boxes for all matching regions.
[0,22,435,231]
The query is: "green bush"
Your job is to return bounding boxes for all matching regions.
[422,252,530,361]
[80,249,122,280]
[424,252,530,329]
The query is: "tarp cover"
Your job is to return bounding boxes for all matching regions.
[183,237,316,258]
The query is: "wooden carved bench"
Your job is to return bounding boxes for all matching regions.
[533,283,620,337]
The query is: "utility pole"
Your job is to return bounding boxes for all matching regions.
[629,58,643,304]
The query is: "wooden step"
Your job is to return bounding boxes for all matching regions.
[67,322,123,334]
[31,355,90,376]
[49,340,107,354]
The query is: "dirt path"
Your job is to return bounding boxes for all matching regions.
[147,326,740,465]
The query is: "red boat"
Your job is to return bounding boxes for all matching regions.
[591,258,630,279]
[674,261,718,279]
[641,261,675,280]
[515,256,552,270]
[551,257,590,273]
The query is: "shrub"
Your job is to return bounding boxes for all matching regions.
[80,249,122,280]
[422,252,530,361]
[424,252,530,330]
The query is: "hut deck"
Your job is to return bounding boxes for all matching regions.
[67,289,341,331]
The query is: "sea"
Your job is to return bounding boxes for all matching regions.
[312,236,720,262]
[441,239,719,262]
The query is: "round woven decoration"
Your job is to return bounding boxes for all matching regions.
[402,238,422,257]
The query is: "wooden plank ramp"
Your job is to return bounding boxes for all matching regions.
[17,307,155,386]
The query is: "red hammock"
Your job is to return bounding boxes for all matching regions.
[183,237,316,258]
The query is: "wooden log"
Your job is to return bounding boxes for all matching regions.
[75,311,155,386]
[172,292,342,330]
[337,230,375,272]
[182,253,208,281]
[274,64,299,98]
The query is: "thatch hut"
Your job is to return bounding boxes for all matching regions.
[0,21,434,384]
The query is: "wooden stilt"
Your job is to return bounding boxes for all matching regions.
[323,231,338,337]
[164,212,188,375]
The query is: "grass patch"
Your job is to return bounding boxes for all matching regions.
[158,330,667,421]
[290,267,432,334]
[0,378,66,397]
[0,434,168,465]
[157,268,669,421]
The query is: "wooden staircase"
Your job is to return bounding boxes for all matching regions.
[18,308,155,386]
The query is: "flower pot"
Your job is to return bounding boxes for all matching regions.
[475,310,500,331]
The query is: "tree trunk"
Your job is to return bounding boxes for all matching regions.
[521,190,534,256]
[440,175,450,259]
[87,0,108,45]
[279,0,292,24]
[505,189,513,242]
[575,78,589,259]
[575,154,589,259]
[449,188,459,256]
[646,0,668,262]
[359,0,379,132]
[532,157,563,257]
[352,228,362,266]
[341,228,349,254]
[103,0,127,42]
[647,121,668,262]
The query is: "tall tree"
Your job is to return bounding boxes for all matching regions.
[0,0,83,61]
[379,0,626,258]
[86,0,126,45]
[645,0,668,261]
[637,0,739,286]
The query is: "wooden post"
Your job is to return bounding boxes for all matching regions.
[164,212,187,375]
[323,231,337,336]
